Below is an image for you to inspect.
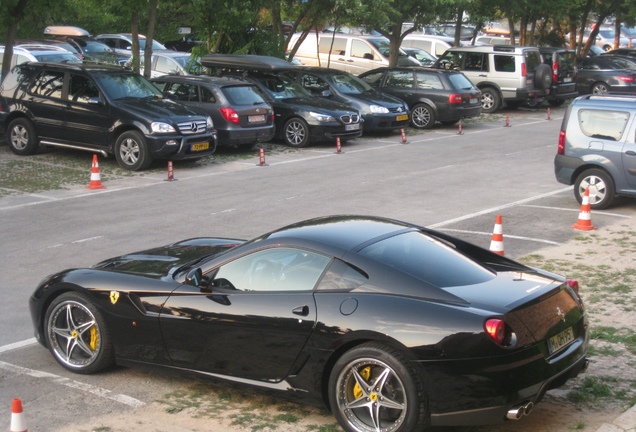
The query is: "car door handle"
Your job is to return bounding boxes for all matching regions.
[292,305,309,316]
[626,151,636,156]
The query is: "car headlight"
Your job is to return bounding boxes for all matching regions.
[369,105,389,114]
[206,116,214,129]
[309,112,336,122]
[151,122,176,133]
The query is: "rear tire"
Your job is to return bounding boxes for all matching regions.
[411,104,436,129]
[591,82,609,95]
[7,118,40,155]
[574,168,616,210]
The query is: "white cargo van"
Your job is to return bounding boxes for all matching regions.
[288,32,419,75]
[401,35,460,58]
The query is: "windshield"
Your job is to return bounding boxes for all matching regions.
[93,72,163,100]
[328,73,372,94]
[82,41,113,54]
[171,55,204,74]
[367,38,409,57]
[257,74,311,99]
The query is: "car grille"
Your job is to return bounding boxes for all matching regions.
[340,114,360,124]
[177,120,208,135]
[389,107,406,113]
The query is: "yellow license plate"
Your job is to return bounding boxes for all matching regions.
[191,142,210,151]
[396,114,409,121]
[548,327,574,354]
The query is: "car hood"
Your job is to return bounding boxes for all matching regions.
[93,238,243,277]
[274,96,359,115]
[114,97,207,121]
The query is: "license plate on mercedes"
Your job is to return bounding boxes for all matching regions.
[191,142,210,151]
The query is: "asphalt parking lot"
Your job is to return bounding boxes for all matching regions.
[1,105,635,431]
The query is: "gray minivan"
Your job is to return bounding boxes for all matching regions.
[554,94,636,209]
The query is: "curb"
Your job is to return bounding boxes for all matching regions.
[596,404,636,431]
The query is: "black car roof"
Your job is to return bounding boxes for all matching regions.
[200,54,296,71]
[18,61,128,73]
[150,75,255,86]
[359,66,461,76]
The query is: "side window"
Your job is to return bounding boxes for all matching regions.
[464,53,486,71]
[316,259,368,291]
[211,248,331,292]
[156,57,179,74]
[29,70,64,99]
[359,71,384,87]
[350,40,375,60]
[494,55,515,72]
[437,51,463,70]
[415,72,443,89]
[385,70,414,89]
[120,39,132,51]
[319,37,347,55]
[301,73,329,94]
[578,109,629,141]
[168,83,198,101]
[201,87,216,103]
[68,74,99,103]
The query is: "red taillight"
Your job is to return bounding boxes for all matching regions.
[448,93,463,104]
[618,75,636,84]
[552,61,559,83]
[558,130,566,155]
[566,279,580,294]
[521,63,527,77]
[485,319,506,344]
[220,107,240,123]
[270,110,275,122]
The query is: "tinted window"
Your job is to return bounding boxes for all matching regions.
[222,85,265,105]
[165,82,198,101]
[494,55,515,72]
[464,53,486,71]
[69,74,100,103]
[385,70,414,88]
[201,86,216,103]
[93,72,162,100]
[29,70,64,99]
[359,71,384,86]
[316,259,367,291]
[329,73,371,94]
[448,73,474,90]
[415,72,443,89]
[578,109,629,141]
[359,231,494,287]
[211,248,330,292]
[319,37,346,55]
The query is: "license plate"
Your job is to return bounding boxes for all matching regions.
[470,98,478,104]
[248,115,266,123]
[564,77,572,83]
[345,123,360,131]
[548,327,574,354]
[191,142,210,151]
[396,114,408,121]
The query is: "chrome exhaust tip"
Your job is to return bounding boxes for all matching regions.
[506,407,524,420]
[523,402,534,416]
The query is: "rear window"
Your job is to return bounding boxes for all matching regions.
[222,85,266,105]
[524,50,542,72]
[359,231,494,288]
[578,109,629,141]
[448,73,474,90]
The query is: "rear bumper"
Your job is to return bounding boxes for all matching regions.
[548,83,578,100]
[217,126,275,147]
[554,154,584,185]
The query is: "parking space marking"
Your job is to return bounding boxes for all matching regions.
[0,360,146,408]
[522,204,632,218]
[0,338,36,354]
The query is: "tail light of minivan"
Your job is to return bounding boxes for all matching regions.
[521,63,527,77]
[558,130,566,154]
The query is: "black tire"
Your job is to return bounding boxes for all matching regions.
[114,130,153,171]
[574,168,616,210]
[44,291,115,374]
[283,117,310,147]
[548,99,566,107]
[328,342,429,432]
[411,104,436,129]
[7,118,40,155]
[591,82,609,95]
[480,87,500,113]
[534,63,552,92]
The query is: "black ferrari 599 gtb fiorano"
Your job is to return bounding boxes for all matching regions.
[29,215,589,432]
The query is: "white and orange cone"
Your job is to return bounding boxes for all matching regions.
[10,398,28,432]
[489,214,504,255]
[86,154,105,190]
[572,188,596,230]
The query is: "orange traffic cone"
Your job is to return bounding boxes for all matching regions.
[572,188,596,230]
[86,154,105,190]
[10,398,28,432]
[489,214,504,255]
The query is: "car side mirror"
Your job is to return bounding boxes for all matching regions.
[321,89,332,97]
[87,97,104,106]
[185,268,203,287]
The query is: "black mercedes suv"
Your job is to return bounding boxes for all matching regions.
[0,62,217,170]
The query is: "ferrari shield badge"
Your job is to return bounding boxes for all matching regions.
[110,291,120,305]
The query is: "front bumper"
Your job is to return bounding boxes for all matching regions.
[362,112,409,132]
[308,122,363,143]
[146,131,218,160]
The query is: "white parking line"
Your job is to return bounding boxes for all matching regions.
[0,338,37,354]
[0,360,145,407]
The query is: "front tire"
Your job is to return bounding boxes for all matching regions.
[574,168,616,210]
[591,82,609,95]
[115,130,153,171]
[7,118,40,155]
[283,118,310,147]
[480,87,500,113]
[44,292,114,374]
[328,342,429,432]
[411,104,436,129]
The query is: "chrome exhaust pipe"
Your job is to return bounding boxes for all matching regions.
[506,402,533,420]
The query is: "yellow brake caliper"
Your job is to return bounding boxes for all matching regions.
[89,326,99,351]
[353,366,372,399]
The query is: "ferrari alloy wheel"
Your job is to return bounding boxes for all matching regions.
[44,292,114,374]
[329,342,428,432]
[115,130,153,171]
[283,117,310,147]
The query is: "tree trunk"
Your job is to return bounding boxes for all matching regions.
[1,0,28,84]
[144,0,158,79]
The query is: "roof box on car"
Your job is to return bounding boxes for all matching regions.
[44,26,90,37]
[200,54,296,71]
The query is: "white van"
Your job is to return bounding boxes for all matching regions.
[401,35,460,58]
[288,32,419,75]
